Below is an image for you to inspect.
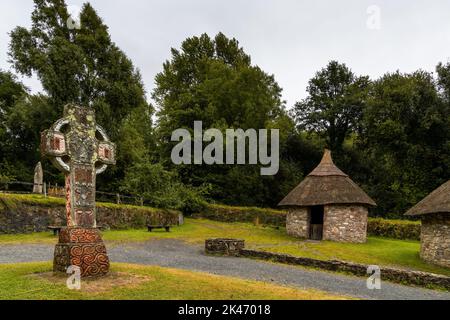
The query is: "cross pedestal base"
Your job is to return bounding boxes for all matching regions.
[53,227,110,277]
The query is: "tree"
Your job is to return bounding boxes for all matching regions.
[293,61,370,152]
[437,62,450,103]
[153,32,295,206]
[121,162,209,214]
[154,32,283,137]
[0,70,31,181]
[360,71,450,216]
[8,0,152,189]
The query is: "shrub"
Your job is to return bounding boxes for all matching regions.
[197,204,286,226]
[367,218,420,241]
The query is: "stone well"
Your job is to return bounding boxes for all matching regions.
[205,238,245,256]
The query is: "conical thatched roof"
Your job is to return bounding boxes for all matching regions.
[278,149,376,207]
[405,180,450,216]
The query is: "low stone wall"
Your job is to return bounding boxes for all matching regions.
[0,194,181,234]
[239,249,450,290]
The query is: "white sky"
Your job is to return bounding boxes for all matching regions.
[1,0,450,107]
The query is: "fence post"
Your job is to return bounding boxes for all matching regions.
[116,193,120,204]
[140,197,144,207]
[44,182,47,198]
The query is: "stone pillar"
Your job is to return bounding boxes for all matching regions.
[323,205,368,243]
[33,162,43,194]
[286,207,309,238]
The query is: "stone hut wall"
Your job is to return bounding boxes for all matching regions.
[323,205,368,243]
[286,208,309,238]
[420,213,450,268]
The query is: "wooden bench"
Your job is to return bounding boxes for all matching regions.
[147,225,171,232]
[47,226,62,236]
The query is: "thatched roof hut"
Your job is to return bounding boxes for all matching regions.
[405,180,450,216]
[404,181,450,268]
[279,149,376,207]
[278,149,375,243]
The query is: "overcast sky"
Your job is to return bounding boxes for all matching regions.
[1,0,450,107]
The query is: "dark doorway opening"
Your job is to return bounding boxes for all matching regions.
[309,206,324,240]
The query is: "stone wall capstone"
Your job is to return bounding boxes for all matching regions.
[420,213,450,268]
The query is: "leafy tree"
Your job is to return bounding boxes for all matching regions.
[293,61,370,152]
[360,71,450,216]
[153,32,298,206]
[8,0,152,189]
[0,71,36,181]
[121,162,209,214]
[437,62,450,103]
[0,71,26,157]
[9,0,148,135]
[154,32,283,147]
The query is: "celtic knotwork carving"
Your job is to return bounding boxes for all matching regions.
[59,228,103,243]
[69,244,109,277]
[54,242,109,277]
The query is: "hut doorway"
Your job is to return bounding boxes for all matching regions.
[309,206,324,240]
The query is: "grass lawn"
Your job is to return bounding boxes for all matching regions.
[0,262,347,300]
[0,218,449,277]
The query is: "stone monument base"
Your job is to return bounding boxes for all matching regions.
[53,227,109,277]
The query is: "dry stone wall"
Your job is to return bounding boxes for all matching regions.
[0,196,180,233]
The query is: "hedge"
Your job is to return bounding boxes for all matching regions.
[367,218,420,241]
[195,204,286,227]
[197,204,421,241]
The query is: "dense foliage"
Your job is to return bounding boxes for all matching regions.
[1,0,449,217]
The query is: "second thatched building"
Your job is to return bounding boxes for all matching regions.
[279,149,376,243]
[405,181,450,268]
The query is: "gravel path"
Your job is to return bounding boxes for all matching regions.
[0,239,449,300]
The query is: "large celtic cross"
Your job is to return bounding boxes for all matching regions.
[41,104,116,228]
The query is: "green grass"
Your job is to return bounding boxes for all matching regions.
[1,218,449,277]
[0,262,347,300]
[0,193,64,208]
